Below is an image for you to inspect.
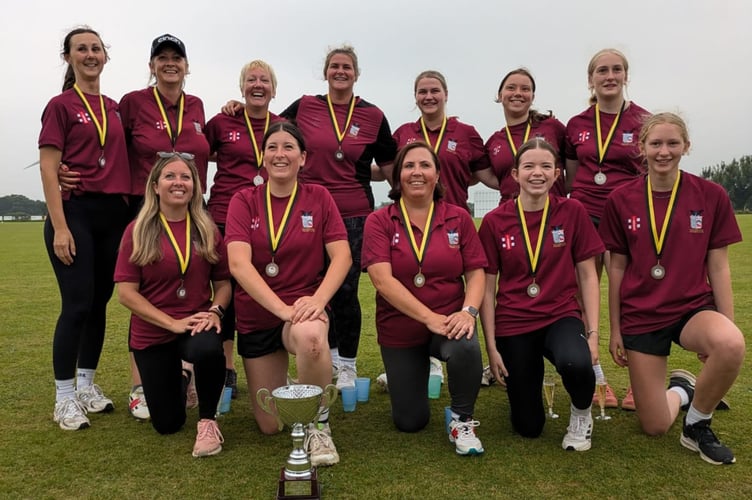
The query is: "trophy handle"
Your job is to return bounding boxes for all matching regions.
[319,384,338,412]
[256,388,284,431]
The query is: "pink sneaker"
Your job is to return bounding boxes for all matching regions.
[592,384,619,408]
[621,386,636,411]
[192,419,224,458]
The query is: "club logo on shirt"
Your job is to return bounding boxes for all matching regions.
[76,111,91,124]
[622,132,634,144]
[447,139,457,152]
[627,216,641,232]
[492,145,501,156]
[577,131,591,143]
[156,120,166,130]
[193,121,203,134]
[392,232,400,246]
[301,212,314,232]
[501,233,515,250]
[228,131,241,143]
[690,211,704,233]
[406,137,418,145]
[250,217,260,231]
[447,229,459,248]
[551,225,566,247]
[349,123,360,137]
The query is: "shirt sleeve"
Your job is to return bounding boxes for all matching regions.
[478,216,500,275]
[362,209,394,270]
[113,223,141,283]
[598,195,628,255]
[467,125,491,173]
[458,209,488,270]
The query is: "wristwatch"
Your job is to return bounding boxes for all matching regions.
[209,305,225,319]
[461,306,479,318]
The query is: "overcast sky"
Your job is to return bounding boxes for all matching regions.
[3,0,751,204]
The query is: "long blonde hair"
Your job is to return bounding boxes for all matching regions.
[128,155,219,266]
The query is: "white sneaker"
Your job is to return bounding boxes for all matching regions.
[54,397,90,431]
[129,386,150,421]
[336,366,356,391]
[562,412,593,451]
[305,423,339,466]
[375,373,389,392]
[480,365,496,387]
[429,357,444,383]
[76,384,114,413]
[449,419,484,455]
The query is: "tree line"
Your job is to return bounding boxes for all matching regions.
[701,155,752,212]
[0,195,47,217]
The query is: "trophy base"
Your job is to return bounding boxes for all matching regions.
[277,467,320,499]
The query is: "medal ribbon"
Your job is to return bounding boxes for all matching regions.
[159,211,192,278]
[326,94,356,149]
[516,196,551,278]
[244,109,270,168]
[265,182,299,256]
[73,83,107,148]
[419,116,447,154]
[398,198,436,271]
[646,171,681,258]
[153,86,185,148]
[594,100,625,164]
[504,121,531,157]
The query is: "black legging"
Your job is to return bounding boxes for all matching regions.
[133,329,225,434]
[380,332,483,432]
[328,215,365,359]
[44,194,129,380]
[496,316,594,438]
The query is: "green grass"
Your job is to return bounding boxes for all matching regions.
[1,218,751,499]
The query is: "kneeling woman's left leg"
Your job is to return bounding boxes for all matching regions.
[544,317,595,410]
[182,329,226,421]
[432,333,482,420]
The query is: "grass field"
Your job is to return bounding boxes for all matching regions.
[1,218,750,499]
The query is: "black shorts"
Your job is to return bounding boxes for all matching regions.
[622,306,715,356]
[236,323,285,359]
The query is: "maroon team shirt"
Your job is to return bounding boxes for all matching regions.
[114,219,231,350]
[565,102,650,218]
[119,87,210,195]
[599,172,742,335]
[393,117,490,211]
[281,95,397,218]
[205,111,282,225]
[478,196,604,336]
[362,201,488,348]
[225,183,348,332]
[39,89,130,198]
[485,117,567,200]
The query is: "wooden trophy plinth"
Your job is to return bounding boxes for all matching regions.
[276,467,320,499]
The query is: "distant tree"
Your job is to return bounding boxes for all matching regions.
[700,156,752,211]
[0,194,48,217]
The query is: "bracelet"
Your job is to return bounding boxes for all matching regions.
[208,305,225,319]
[586,329,598,339]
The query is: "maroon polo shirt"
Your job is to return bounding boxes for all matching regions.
[362,201,488,348]
[478,196,604,336]
[599,172,742,335]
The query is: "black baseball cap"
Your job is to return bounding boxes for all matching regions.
[150,34,186,58]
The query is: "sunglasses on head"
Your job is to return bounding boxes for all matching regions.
[157,151,195,161]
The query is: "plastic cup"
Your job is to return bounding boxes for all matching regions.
[355,377,371,402]
[341,386,357,412]
[428,374,442,399]
[218,386,232,414]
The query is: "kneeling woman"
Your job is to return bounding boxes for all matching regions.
[225,122,351,467]
[115,153,230,458]
[478,138,602,451]
[363,141,487,456]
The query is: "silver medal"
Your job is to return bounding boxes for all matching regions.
[527,282,540,298]
[594,171,607,185]
[413,273,426,288]
[176,286,187,299]
[265,262,279,277]
[334,149,345,162]
[650,264,665,280]
[98,154,106,168]
[253,175,264,186]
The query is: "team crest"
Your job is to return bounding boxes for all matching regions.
[392,232,400,246]
[627,216,641,232]
[156,120,166,130]
[228,131,241,142]
[301,212,314,232]
[447,229,459,248]
[551,225,566,247]
[622,132,634,144]
[578,131,591,142]
[193,121,203,134]
[250,216,260,231]
[447,140,457,152]
[492,145,501,156]
[406,137,417,145]
[501,233,515,250]
[349,123,360,137]
[690,211,704,233]
[76,111,91,124]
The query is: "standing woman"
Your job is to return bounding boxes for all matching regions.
[280,45,397,389]
[39,27,131,431]
[115,153,230,458]
[486,68,566,201]
[393,70,496,210]
[565,48,650,409]
[206,60,283,399]
[363,142,487,456]
[225,122,351,466]
[478,138,603,451]
[118,34,211,418]
[599,113,744,465]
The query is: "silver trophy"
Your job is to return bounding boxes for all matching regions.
[257,384,337,499]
